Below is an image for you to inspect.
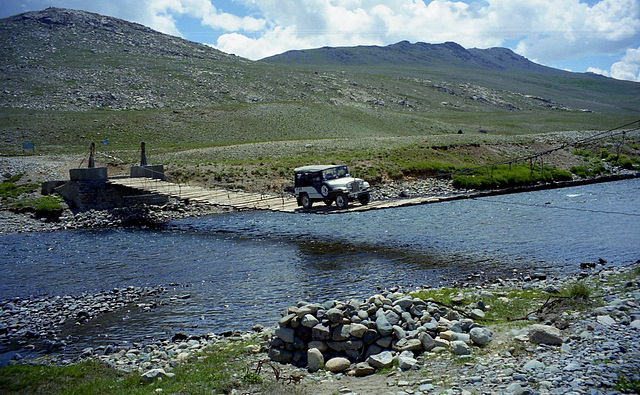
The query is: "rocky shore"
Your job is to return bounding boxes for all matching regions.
[0,198,228,235]
[2,261,638,394]
[0,286,167,362]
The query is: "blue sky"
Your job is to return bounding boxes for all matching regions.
[1,0,639,81]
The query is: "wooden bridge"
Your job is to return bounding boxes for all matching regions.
[108,177,471,214]
[109,174,638,214]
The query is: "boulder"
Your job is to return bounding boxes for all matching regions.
[307,348,324,372]
[375,314,393,336]
[363,329,379,344]
[366,350,394,369]
[332,324,351,341]
[450,332,471,344]
[397,351,417,370]
[450,340,472,356]
[349,323,368,338]
[385,310,401,326]
[301,314,319,328]
[528,324,563,345]
[353,362,375,376]
[419,332,436,351]
[392,325,406,340]
[278,313,296,327]
[596,315,616,326]
[140,368,174,383]
[326,308,344,323]
[308,340,328,352]
[312,323,331,341]
[275,327,295,344]
[469,309,485,319]
[523,359,545,372]
[393,338,422,352]
[325,357,351,372]
[470,327,493,346]
[268,347,293,363]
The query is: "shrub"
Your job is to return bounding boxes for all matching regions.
[565,281,591,301]
[34,196,64,221]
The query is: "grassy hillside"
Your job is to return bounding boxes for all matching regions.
[0,8,638,191]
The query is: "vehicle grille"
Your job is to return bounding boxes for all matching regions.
[349,182,360,193]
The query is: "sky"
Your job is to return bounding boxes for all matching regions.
[1,0,639,82]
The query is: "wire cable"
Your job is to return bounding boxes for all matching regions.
[473,197,640,217]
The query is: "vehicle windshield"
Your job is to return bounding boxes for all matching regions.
[323,166,349,180]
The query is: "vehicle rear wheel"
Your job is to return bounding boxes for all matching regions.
[300,193,313,209]
[358,193,370,205]
[335,192,348,209]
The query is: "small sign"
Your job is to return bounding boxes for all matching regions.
[103,139,108,146]
[22,141,35,150]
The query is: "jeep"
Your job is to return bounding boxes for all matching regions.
[294,165,371,209]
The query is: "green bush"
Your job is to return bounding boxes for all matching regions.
[570,166,589,178]
[34,196,64,221]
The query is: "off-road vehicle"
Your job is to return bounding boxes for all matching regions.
[294,165,371,209]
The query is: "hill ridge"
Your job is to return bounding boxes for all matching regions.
[260,39,565,76]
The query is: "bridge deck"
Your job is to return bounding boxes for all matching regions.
[108,177,472,214]
[109,172,639,214]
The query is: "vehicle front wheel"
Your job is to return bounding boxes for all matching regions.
[335,192,348,210]
[300,193,313,209]
[358,193,370,205]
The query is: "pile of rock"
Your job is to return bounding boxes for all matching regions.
[268,292,493,375]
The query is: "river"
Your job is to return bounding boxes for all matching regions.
[1,179,639,358]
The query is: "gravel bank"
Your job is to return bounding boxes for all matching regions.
[3,262,638,395]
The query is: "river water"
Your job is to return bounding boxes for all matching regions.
[1,179,639,355]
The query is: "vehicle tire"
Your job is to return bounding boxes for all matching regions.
[358,193,370,205]
[300,193,313,209]
[335,192,348,209]
[320,184,330,198]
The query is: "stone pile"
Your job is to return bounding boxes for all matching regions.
[268,292,493,374]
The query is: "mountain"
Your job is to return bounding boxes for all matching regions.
[262,40,558,75]
[0,8,638,154]
[260,41,639,114]
[0,7,288,110]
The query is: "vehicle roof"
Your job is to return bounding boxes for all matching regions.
[293,165,345,173]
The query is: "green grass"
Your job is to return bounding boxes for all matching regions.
[0,175,39,201]
[1,174,63,218]
[0,341,302,395]
[451,164,573,190]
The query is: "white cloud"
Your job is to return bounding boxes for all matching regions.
[587,67,610,77]
[610,47,640,81]
[218,0,640,68]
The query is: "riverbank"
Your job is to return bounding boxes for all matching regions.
[1,260,638,394]
[2,171,638,235]
[0,198,229,234]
